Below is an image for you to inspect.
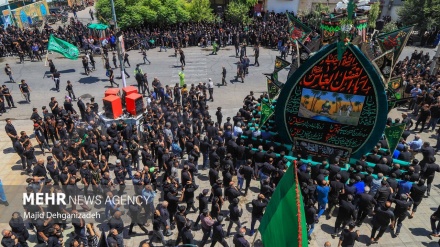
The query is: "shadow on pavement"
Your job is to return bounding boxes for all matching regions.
[319,223,333,234]
[78,76,100,84]
[3,147,15,154]
[409,227,431,236]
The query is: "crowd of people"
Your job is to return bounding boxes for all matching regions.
[1,5,440,247]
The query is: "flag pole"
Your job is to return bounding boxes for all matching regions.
[295,39,300,68]
[44,51,49,67]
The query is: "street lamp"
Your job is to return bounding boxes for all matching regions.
[110,0,126,87]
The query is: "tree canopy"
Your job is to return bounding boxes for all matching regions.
[398,0,439,32]
[96,0,214,28]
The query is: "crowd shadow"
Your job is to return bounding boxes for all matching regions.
[409,227,431,236]
[319,223,333,234]
[78,76,101,84]
[3,147,15,154]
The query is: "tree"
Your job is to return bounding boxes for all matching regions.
[398,0,436,33]
[225,1,252,25]
[306,3,329,30]
[303,94,310,104]
[188,0,215,23]
[381,21,398,34]
[354,101,361,112]
[310,90,320,111]
[344,94,354,109]
[367,2,380,29]
[96,0,191,28]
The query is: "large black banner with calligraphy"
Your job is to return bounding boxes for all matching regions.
[275,43,388,159]
[294,138,351,161]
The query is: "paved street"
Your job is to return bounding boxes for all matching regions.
[0,7,439,245]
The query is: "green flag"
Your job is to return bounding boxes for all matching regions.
[384,123,406,153]
[47,34,79,60]
[372,49,394,82]
[267,77,280,102]
[260,100,274,127]
[260,162,308,246]
[274,56,291,73]
[286,12,312,43]
[377,26,414,69]
[272,71,284,89]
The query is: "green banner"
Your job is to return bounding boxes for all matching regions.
[377,26,414,69]
[287,12,312,43]
[260,163,308,247]
[384,123,406,154]
[267,77,280,102]
[47,34,79,60]
[260,100,274,127]
[274,56,291,74]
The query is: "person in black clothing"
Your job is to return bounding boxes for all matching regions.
[174,205,187,246]
[355,186,376,226]
[216,107,223,126]
[211,216,229,247]
[370,201,394,244]
[221,67,227,86]
[391,194,413,236]
[422,162,440,196]
[65,81,76,101]
[46,228,61,247]
[338,222,359,247]
[233,227,250,247]
[227,197,243,236]
[19,79,31,102]
[9,212,29,247]
[32,159,47,179]
[249,194,268,236]
[305,199,317,241]
[128,197,149,236]
[327,174,344,219]
[52,70,61,92]
[430,205,440,236]
[240,160,254,196]
[409,179,427,218]
[183,181,198,214]
[13,140,26,171]
[332,194,356,237]
[181,222,195,245]
[193,189,210,228]
[366,149,381,164]
[5,118,18,147]
[1,229,20,247]
[414,104,431,132]
[149,210,168,246]
[2,85,15,109]
[77,97,86,121]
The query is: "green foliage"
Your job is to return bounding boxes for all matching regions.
[367,2,380,29]
[96,0,191,28]
[306,2,329,29]
[398,0,436,32]
[188,0,215,23]
[225,1,252,25]
[381,21,398,33]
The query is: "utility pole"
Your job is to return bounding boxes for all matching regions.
[110,0,126,87]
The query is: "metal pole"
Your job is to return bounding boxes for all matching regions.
[110,0,126,88]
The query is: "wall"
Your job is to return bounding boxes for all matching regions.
[12,0,49,28]
[265,0,299,14]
